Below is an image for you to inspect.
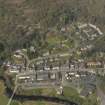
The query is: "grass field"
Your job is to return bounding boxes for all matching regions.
[0,81,62,105]
[0,80,99,105]
[45,33,75,54]
[0,80,9,105]
[21,101,62,105]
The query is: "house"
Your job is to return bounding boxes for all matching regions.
[50,73,56,80]
[44,66,50,70]
[9,64,21,73]
[18,76,30,80]
[57,86,63,95]
[43,52,49,56]
[9,69,19,73]
[78,23,88,29]
[36,60,44,65]
[5,61,11,68]
[61,27,66,32]
[30,46,35,52]
[52,66,59,70]
[15,50,22,54]
[88,23,103,35]
[86,61,102,68]
[13,54,22,59]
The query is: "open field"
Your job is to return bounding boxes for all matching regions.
[0,80,62,105]
[0,80,9,105]
[0,80,100,105]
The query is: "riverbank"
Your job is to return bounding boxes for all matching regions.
[0,80,63,105]
[0,76,99,105]
[0,76,78,105]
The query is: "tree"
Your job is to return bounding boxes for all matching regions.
[0,42,4,53]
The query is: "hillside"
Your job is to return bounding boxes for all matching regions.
[0,0,105,59]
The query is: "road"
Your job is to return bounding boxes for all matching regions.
[16,67,96,77]
[6,78,18,105]
[30,52,71,64]
[6,85,18,105]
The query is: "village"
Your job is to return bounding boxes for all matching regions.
[4,23,105,98]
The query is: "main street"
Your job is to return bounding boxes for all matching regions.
[17,67,104,76]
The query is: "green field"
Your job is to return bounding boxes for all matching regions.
[44,33,75,55]
[0,81,61,105]
[0,80,9,105]
[0,81,99,105]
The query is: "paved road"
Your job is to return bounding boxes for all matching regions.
[16,67,96,77]
[6,85,18,105]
